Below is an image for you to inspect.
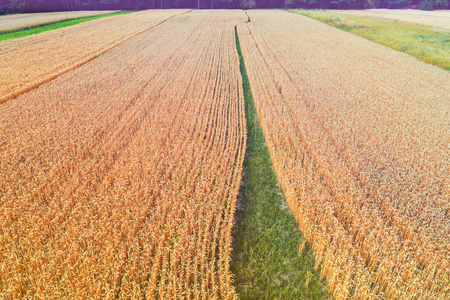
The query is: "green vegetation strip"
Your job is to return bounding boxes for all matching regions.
[0,11,134,42]
[291,10,450,70]
[231,26,330,300]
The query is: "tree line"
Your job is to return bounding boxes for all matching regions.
[1,0,448,15]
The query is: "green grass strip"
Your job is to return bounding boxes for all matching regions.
[291,9,450,70]
[231,26,330,300]
[0,11,134,42]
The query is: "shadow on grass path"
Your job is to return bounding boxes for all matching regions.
[231,26,331,300]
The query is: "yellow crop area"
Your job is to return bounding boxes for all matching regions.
[328,9,450,30]
[1,7,449,300]
[0,9,188,104]
[0,10,119,32]
[237,10,449,300]
[0,10,246,299]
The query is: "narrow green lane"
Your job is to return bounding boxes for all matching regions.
[231,26,330,300]
[0,11,134,42]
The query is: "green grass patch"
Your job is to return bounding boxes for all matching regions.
[231,26,330,300]
[0,11,134,42]
[291,9,450,70]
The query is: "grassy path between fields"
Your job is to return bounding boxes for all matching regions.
[291,10,450,70]
[0,11,133,42]
[231,26,330,300]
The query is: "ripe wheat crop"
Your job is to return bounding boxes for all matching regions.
[0,9,188,104]
[0,10,119,33]
[237,10,449,300]
[329,9,450,30]
[0,10,246,299]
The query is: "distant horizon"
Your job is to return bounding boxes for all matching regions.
[1,0,448,14]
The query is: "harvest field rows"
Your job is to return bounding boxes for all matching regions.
[294,9,450,70]
[1,7,449,300]
[327,9,450,30]
[237,10,449,299]
[0,10,118,33]
[0,9,188,104]
[0,10,246,299]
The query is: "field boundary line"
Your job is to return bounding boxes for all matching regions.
[231,23,330,298]
[0,9,192,105]
[0,12,121,35]
[288,9,450,70]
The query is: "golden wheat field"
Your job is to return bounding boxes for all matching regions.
[0,10,246,299]
[329,9,450,29]
[1,7,450,300]
[0,10,118,32]
[237,10,449,300]
[0,9,188,104]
